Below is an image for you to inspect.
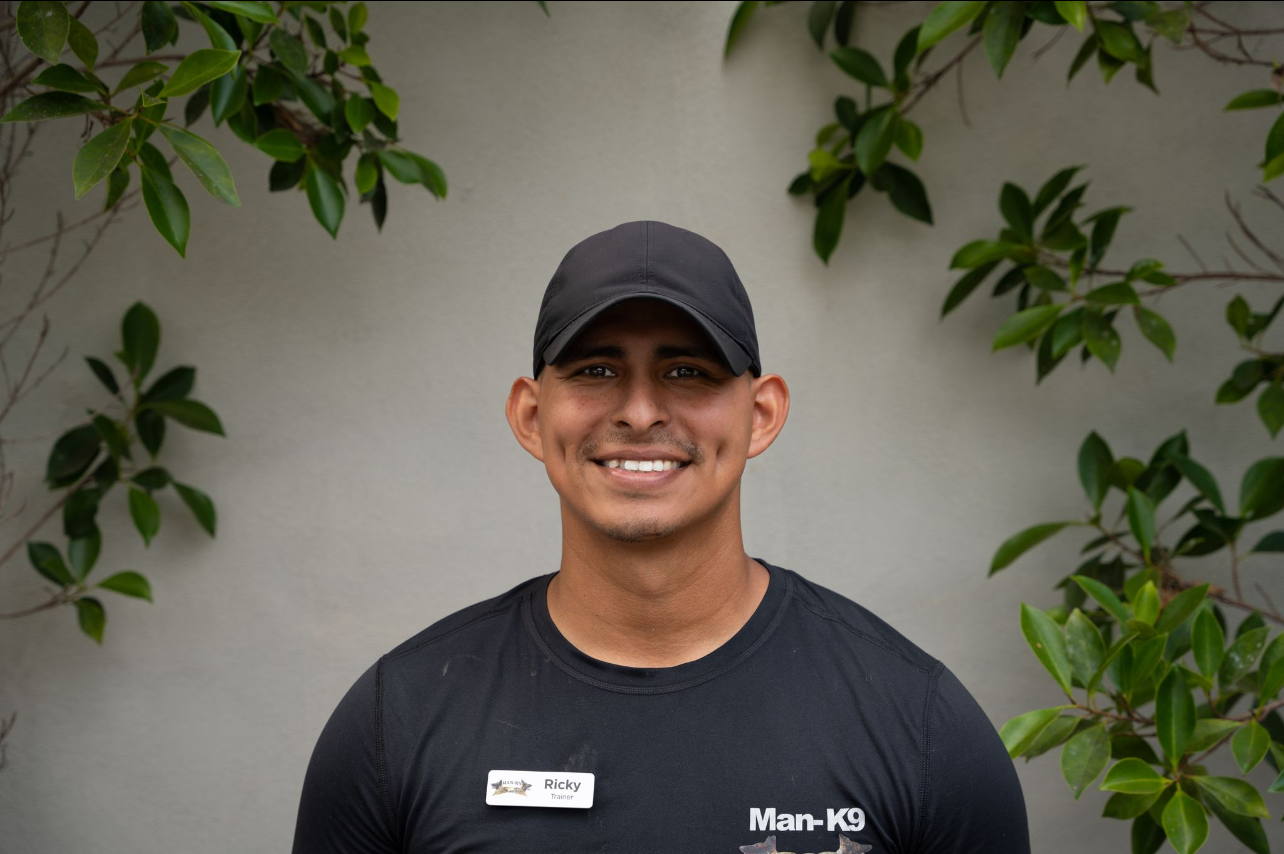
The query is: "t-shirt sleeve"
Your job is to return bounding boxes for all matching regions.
[913,662,1031,854]
[291,656,400,854]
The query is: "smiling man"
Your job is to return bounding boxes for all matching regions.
[291,221,1031,853]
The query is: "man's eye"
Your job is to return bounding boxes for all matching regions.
[577,365,615,378]
[668,365,705,379]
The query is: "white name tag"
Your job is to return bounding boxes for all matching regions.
[485,769,595,809]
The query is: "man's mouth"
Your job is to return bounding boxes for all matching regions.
[592,459,690,472]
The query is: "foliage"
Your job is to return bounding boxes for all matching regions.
[19,302,223,643]
[3,0,448,252]
[993,430,1284,852]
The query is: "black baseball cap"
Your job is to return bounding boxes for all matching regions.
[532,221,762,380]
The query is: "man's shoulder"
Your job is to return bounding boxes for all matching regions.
[381,573,546,664]
[779,562,943,679]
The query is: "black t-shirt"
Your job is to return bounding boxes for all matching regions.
[291,558,1030,853]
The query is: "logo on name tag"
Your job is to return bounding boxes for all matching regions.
[485,769,595,809]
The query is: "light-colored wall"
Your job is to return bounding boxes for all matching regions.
[1,1,1280,850]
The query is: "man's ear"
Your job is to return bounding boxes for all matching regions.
[505,375,544,462]
[746,373,789,461]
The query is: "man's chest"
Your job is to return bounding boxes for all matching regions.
[390,686,920,854]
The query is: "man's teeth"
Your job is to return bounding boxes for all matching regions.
[599,459,685,471]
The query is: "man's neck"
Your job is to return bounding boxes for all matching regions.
[545,509,770,668]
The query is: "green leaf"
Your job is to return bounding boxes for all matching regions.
[918,1,986,51]
[1099,757,1171,793]
[982,0,1024,78]
[1161,790,1208,854]
[1085,281,1138,305]
[128,486,160,547]
[97,570,153,602]
[252,64,287,106]
[1221,626,1270,687]
[67,529,101,582]
[1240,458,1284,521]
[1187,717,1239,753]
[338,44,371,67]
[269,28,308,77]
[203,1,279,23]
[1095,18,1144,63]
[1082,309,1121,372]
[724,1,761,58]
[829,46,887,87]
[1020,602,1075,699]
[993,304,1063,351]
[290,71,334,124]
[1065,608,1106,689]
[32,63,98,94]
[854,106,896,176]
[0,90,103,123]
[345,95,376,134]
[116,61,170,96]
[354,153,378,196]
[1232,720,1270,774]
[253,128,305,162]
[1132,580,1159,625]
[67,16,98,70]
[141,0,178,53]
[1061,722,1111,798]
[1132,306,1174,362]
[813,173,851,265]
[158,48,240,98]
[75,596,105,643]
[990,521,1078,573]
[140,365,193,404]
[1087,206,1129,271]
[1078,431,1113,512]
[369,81,399,120]
[157,124,240,206]
[72,119,132,200]
[1225,89,1284,111]
[140,164,189,258]
[141,399,225,435]
[893,117,922,160]
[1259,381,1284,439]
[1032,165,1081,218]
[29,541,73,585]
[940,260,1000,317]
[119,301,160,385]
[1250,531,1284,553]
[349,1,368,34]
[1125,485,1155,562]
[998,704,1076,756]
[174,481,216,536]
[950,239,1021,268]
[1153,583,1209,635]
[209,61,246,125]
[883,163,932,224]
[808,0,836,49]
[1054,0,1086,31]
[1189,775,1269,821]
[306,162,344,239]
[1165,453,1224,515]
[18,0,70,64]
[1155,666,1195,768]
[1071,574,1131,625]
[999,182,1033,240]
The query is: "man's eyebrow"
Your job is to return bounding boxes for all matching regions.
[557,343,724,365]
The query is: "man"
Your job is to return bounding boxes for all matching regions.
[291,221,1031,853]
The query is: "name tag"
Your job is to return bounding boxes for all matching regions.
[485,770,595,809]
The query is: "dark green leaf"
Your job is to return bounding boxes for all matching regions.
[128,485,160,546]
[1240,458,1284,521]
[305,161,344,238]
[882,163,931,224]
[725,0,761,57]
[253,128,305,162]
[1000,182,1033,240]
[203,1,279,23]
[158,49,240,98]
[140,164,190,258]
[0,91,103,123]
[72,118,132,201]
[141,0,178,53]
[829,46,886,87]
[97,570,153,602]
[157,124,239,206]
[808,0,836,49]
[67,16,98,70]
[75,596,105,643]
[983,0,1025,78]
[918,1,986,51]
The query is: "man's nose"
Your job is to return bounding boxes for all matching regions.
[612,371,668,430]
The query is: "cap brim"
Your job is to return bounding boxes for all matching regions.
[540,294,754,377]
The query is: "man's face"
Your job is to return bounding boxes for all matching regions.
[509,298,779,544]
